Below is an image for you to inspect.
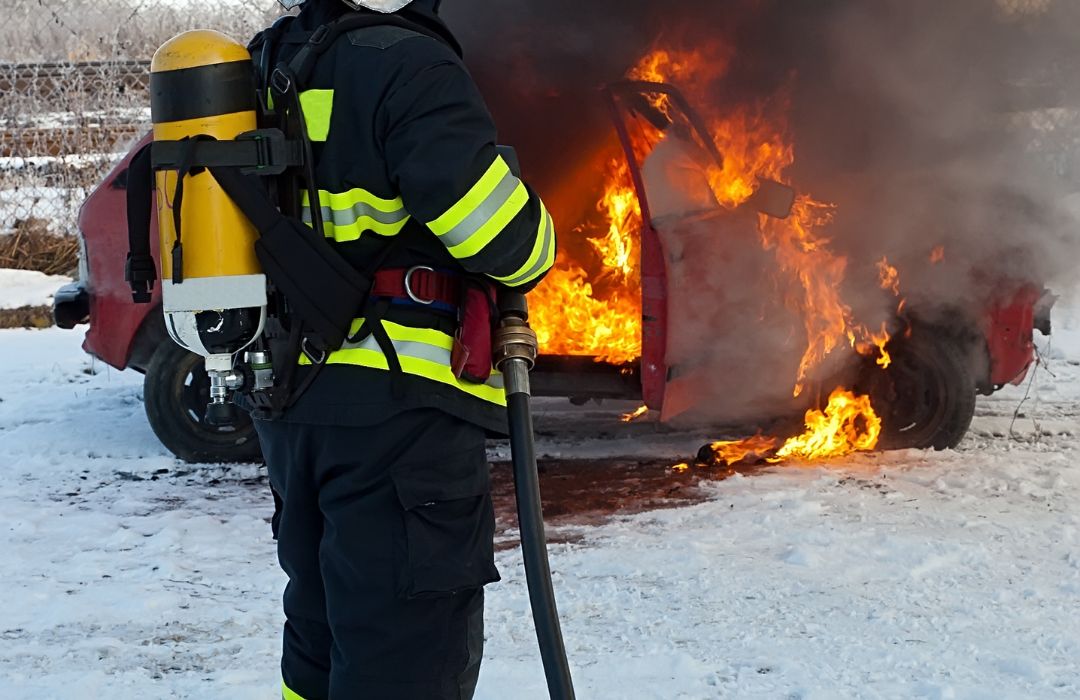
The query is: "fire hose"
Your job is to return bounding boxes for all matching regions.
[494,291,577,700]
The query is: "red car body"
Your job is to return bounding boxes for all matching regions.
[56,127,1044,415]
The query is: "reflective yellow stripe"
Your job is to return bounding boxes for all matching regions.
[429,157,509,235]
[427,155,530,259]
[282,681,307,700]
[490,202,556,287]
[306,188,406,214]
[300,319,507,406]
[299,89,333,142]
[312,216,410,242]
[301,188,411,242]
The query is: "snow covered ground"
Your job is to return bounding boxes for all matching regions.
[1,303,1078,699]
[0,268,72,309]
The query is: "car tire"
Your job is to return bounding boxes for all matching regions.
[143,341,263,464]
[859,326,977,451]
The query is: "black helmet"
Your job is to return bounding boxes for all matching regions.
[278,0,441,11]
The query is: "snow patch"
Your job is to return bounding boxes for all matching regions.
[0,268,73,308]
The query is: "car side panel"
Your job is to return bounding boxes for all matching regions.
[81,134,161,371]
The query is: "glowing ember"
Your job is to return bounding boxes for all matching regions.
[930,245,946,264]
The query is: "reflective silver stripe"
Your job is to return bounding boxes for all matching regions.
[301,203,409,228]
[438,168,523,248]
[341,332,504,390]
[498,208,555,287]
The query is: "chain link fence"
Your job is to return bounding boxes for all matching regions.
[0,0,279,239]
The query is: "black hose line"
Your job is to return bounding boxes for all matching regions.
[506,389,576,700]
[497,289,576,700]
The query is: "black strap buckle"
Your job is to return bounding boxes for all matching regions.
[301,337,329,365]
[270,67,293,96]
[236,128,299,176]
[309,24,332,47]
[124,252,157,304]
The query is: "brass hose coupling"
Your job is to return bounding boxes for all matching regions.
[493,317,538,372]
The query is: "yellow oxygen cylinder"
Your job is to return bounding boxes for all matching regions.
[150,30,268,423]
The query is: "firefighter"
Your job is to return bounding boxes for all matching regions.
[249,0,556,697]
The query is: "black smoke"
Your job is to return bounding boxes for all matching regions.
[443,0,1079,307]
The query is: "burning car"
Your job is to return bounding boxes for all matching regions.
[54,72,1050,463]
[56,0,1065,464]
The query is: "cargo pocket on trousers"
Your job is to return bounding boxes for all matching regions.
[391,448,501,599]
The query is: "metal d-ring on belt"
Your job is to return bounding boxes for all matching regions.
[404,265,436,305]
[373,265,462,310]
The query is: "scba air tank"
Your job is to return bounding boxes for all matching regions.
[150,30,267,421]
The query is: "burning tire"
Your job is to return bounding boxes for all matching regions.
[860,327,977,451]
[143,342,263,464]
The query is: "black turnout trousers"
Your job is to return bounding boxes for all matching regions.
[255,409,500,700]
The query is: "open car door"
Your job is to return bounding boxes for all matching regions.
[604,81,797,424]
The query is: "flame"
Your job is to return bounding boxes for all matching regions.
[703,389,881,466]
[591,162,640,283]
[877,257,901,296]
[622,405,650,423]
[774,389,882,460]
[869,323,892,369]
[930,246,946,264]
[628,46,734,120]
[634,47,862,396]
[529,158,643,364]
[530,44,897,464]
[627,45,890,463]
[709,434,779,466]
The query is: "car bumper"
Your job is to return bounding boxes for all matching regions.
[53,281,90,329]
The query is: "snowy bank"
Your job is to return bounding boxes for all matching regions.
[0,268,72,309]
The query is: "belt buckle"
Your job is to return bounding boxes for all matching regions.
[404,265,435,305]
[270,68,292,96]
[301,337,328,365]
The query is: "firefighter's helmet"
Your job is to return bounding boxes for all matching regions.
[277,0,430,11]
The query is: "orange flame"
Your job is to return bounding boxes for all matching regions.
[530,45,894,464]
[869,323,893,369]
[709,434,779,466]
[622,405,650,423]
[877,257,901,296]
[704,389,882,466]
[930,246,946,264]
[774,389,882,460]
[529,158,643,364]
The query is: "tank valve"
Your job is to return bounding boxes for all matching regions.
[205,354,245,426]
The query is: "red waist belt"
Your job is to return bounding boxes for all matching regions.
[372,266,461,307]
[369,266,496,384]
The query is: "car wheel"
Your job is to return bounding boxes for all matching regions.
[143,341,263,464]
[859,326,977,451]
